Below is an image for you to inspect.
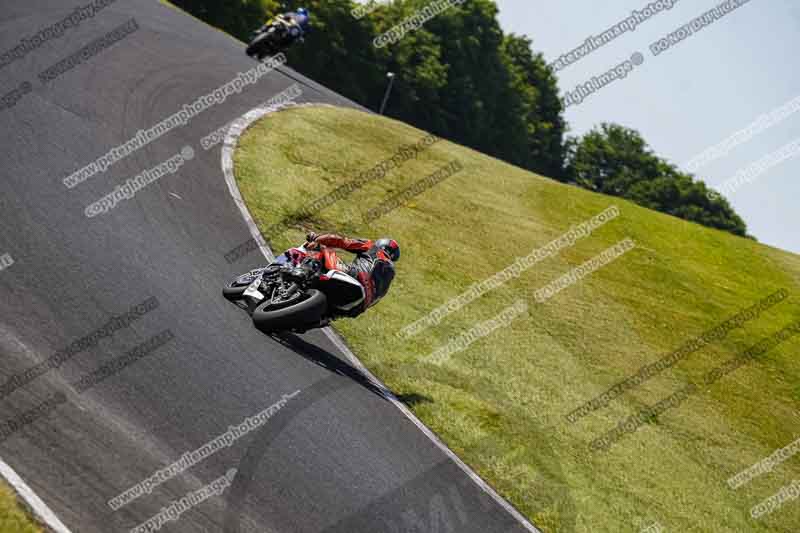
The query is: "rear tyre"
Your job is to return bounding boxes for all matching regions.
[252,290,327,332]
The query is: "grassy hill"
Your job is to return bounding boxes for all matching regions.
[233,105,800,532]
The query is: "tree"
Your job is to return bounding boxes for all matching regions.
[563,123,749,237]
[169,0,278,42]
[501,34,565,178]
[283,0,389,107]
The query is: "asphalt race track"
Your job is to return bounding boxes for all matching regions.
[0,1,534,531]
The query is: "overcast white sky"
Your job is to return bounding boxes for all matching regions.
[493,0,799,254]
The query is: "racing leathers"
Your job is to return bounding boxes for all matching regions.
[311,234,395,316]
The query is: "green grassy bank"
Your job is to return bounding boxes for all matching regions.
[233,105,800,532]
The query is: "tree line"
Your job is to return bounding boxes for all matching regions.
[170,0,749,238]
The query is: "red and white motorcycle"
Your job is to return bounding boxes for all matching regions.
[223,238,365,333]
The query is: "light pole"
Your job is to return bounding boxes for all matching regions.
[379,72,395,115]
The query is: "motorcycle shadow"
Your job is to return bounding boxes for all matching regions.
[267,331,434,408]
[268,331,392,401]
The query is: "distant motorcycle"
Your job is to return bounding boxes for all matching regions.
[223,240,365,333]
[246,16,303,60]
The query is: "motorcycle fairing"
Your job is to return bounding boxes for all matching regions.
[321,270,365,311]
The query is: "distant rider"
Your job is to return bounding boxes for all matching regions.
[274,7,312,43]
[305,232,399,317]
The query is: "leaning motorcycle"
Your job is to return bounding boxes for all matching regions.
[246,18,298,60]
[223,242,365,333]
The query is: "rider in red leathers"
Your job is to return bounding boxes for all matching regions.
[305,232,400,317]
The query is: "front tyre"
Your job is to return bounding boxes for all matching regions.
[223,273,260,301]
[252,290,327,332]
[246,30,280,59]
[246,32,268,57]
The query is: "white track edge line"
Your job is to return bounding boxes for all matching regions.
[220,100,541,533]
[0,457,72,533]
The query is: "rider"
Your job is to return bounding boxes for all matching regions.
[275,7,312,43]
[305,232,399,316]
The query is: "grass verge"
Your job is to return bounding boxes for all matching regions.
[233,105,800,532]
[0,482,43,533]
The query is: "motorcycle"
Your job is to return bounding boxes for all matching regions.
[223,239,366,333]
[246,16,303,60]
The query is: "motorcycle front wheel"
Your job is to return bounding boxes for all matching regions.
[223,273,258,301]
[252,289,327,332]
[246,30,280,59]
